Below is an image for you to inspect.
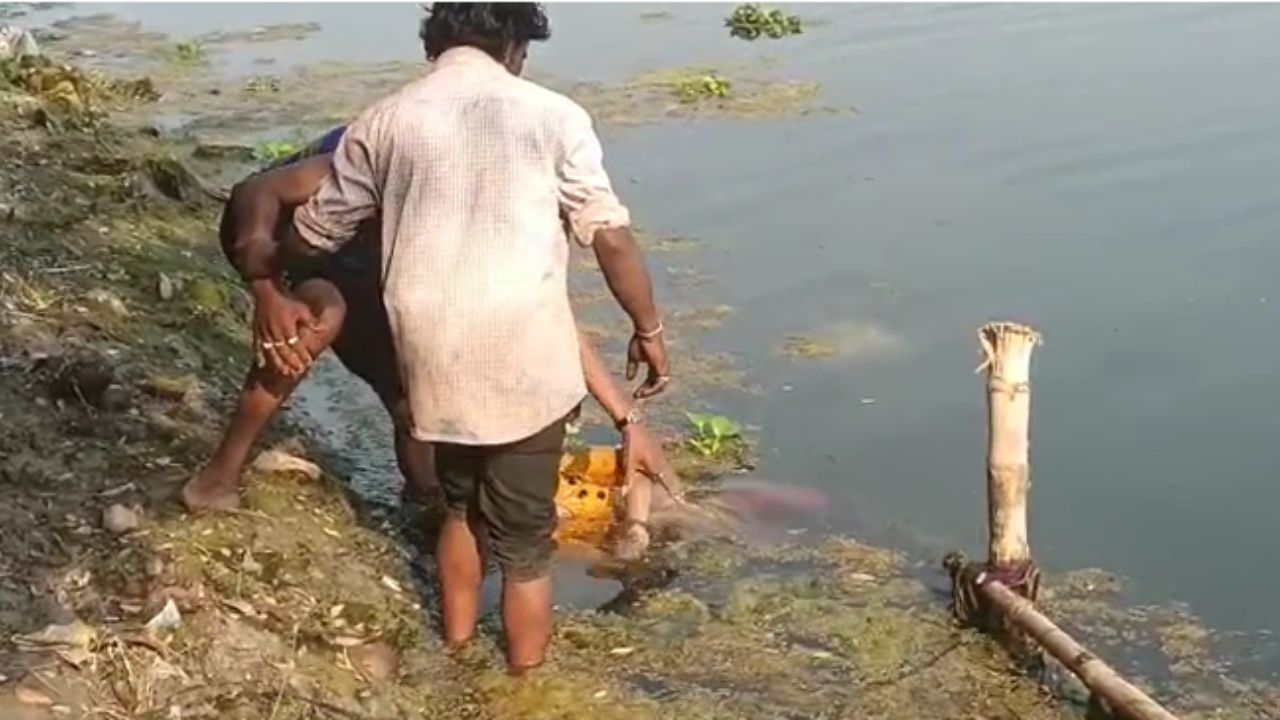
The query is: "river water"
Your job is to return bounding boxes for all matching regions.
[17,1,1280,665]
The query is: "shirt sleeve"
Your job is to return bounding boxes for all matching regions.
[292,109,384,253]
[557,104,631,247]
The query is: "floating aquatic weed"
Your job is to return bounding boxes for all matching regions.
[781,322,905,362]
[253,139,299,164]
[563,65,828,125]
[725,4,803,41]
[685,412,743,459]
[675,74,731,103]
[243,75,279,94]
[172,40,205,64]
[781,335,838,359]
[198,21,323,46]
[670,305,734,332]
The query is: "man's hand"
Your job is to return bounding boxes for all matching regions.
[626,330,670,399]
[589,226,671,399]
[620,423,673,493]
[251,280,318,376]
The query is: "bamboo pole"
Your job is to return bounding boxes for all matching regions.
[977,322,1041,569]
[964,321,1182,720]
[979,580,1180,720]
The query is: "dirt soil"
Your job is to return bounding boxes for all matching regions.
[0,29,1277,720]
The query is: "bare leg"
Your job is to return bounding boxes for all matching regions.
[614,474,654,561]
[182,280,346,513]
[437,511,484,646]
[502,574,553,672]
[489,424,563,673]
[439,516,553,669]
[434,417,560,671]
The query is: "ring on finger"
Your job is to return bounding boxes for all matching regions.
[286,336,300,346]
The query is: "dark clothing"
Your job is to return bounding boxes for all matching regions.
[219,125,378,284]
[282,126,347,164]
[435,415,570,580]
[218,125,399,405]
[321,247,400,407]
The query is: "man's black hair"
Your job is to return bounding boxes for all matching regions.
[420,3,551,62]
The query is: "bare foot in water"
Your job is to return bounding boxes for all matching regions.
[181,466,241,514]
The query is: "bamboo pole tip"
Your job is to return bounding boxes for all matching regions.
[977,321,1043,346]
[975,321,1043,375]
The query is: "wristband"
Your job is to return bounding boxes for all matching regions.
[634,322,664,340]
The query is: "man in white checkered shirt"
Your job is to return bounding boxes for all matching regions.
[278,3,671,673]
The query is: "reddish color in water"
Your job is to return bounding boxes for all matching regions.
[716,479,828,520]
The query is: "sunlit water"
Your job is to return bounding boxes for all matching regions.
[17,2,1280,664]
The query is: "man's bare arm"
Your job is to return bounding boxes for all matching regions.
[227,154,335,285]
[223,155,334,375]
[559,106,670,398]
[592,227,660,333]
[577,329,680,538]
[289,112,382,260]
[579,328,630,425]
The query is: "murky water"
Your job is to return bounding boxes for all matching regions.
[17,1,1280,659]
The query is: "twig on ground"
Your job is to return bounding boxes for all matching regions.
[38,263,94,275]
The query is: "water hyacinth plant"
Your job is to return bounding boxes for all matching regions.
[253,140,300,164]
[686,412,743,458]
[675,74,731,102]
[726,4,803,41]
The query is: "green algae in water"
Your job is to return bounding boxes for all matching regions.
[243,75,280,94]
[726,4,804,41]
[781,334,839,359]
[253,139,300,163]
[639,11,673,23]
[565,65,827,126]
[675,74,731,103]
[172,40,206,64]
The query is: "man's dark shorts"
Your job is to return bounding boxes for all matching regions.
[435,416,570,581]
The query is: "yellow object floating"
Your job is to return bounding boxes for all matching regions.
[555,446,624,546]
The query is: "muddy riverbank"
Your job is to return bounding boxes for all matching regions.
[0,12,1276,720]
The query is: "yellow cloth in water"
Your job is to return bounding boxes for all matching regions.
[555,446,623,546]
